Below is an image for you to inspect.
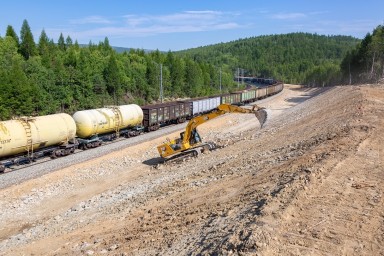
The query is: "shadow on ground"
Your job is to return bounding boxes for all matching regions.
[142,157,164,166]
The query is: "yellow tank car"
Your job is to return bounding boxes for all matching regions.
[73,104,143,138]
[0,113,77,159]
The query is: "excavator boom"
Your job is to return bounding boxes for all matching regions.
[217,104,267,128]
[157,104,267,160]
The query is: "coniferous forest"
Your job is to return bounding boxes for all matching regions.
[1,19,383,120]
[340,25,384,84]
[0,20,235,119]
[178,33,359,86]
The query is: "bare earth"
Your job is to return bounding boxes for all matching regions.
[0,84,383,255]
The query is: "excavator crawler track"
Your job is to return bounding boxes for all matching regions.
[162,142,217,164]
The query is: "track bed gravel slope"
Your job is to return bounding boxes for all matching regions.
[0,84,383,255]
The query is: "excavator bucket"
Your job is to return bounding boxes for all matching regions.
[254,107,267,128]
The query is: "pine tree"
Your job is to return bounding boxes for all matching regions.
[38,29,50,55]
[19,19,36,59]
[104,53,121,104]
[5,25,19,47]
[65,35,73,47]
[58,33,66,51]
[369,25,384,80]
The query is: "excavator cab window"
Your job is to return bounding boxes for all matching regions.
[190,129,202,144]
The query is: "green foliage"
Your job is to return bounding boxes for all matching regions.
[104,52,121,104]
[5,25,19,47]
[57,33,66,51]
[1,19,375,121]
[0,38,35,117]
[0,19,233,120]
[177,33,359,86]
[19,19,37,60]
[304,62,341,86]
[341,25,384,84]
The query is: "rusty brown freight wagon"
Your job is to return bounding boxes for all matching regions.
[142,101,192,131]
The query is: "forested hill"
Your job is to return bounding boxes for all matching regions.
[0,20,239,120]
[0,19,366,120]
[177,33,360,85]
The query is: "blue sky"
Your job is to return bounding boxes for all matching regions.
[1,1,383,51]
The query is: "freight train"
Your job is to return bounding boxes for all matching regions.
[0,81,283,172]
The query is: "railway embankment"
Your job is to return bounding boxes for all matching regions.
[0,84,383,255]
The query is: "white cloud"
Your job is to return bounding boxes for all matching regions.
[279,19,379,38]
[70,15,113,25]
[271,13,307,20]
[123,10,232,29]
[61,10,242,40]
[40,10,240,44]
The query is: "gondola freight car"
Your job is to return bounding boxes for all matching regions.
[189,96,221,116]
[142,101,191,131]
[221,92,242,105]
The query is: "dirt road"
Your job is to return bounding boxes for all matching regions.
[0,84,383,255]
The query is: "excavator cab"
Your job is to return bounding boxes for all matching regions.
[169,129,201,151]
[170,134,183,150]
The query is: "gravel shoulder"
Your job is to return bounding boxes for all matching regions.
[0,84,383,255]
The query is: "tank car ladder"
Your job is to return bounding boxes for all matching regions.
[19,117,34,157]
[110,106,121,138]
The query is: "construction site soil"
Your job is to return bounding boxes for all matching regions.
[0,84,383,255]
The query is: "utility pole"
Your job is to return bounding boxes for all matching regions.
[237,68,240,88]
[160,63,163,103]
[219,67,222,93]
[154,61,163,103]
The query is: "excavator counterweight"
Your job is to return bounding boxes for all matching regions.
[157,104,267,161]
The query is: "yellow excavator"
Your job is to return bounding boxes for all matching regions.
[157,103,267,161]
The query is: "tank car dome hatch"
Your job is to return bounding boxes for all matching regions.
[0,113,76,158]
[72,104,144,139]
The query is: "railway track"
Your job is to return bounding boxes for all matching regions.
[0,120,190,189]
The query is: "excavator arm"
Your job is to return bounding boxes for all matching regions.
[157,104,267,159]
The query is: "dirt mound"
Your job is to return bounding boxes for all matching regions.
[0,84,383,255]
